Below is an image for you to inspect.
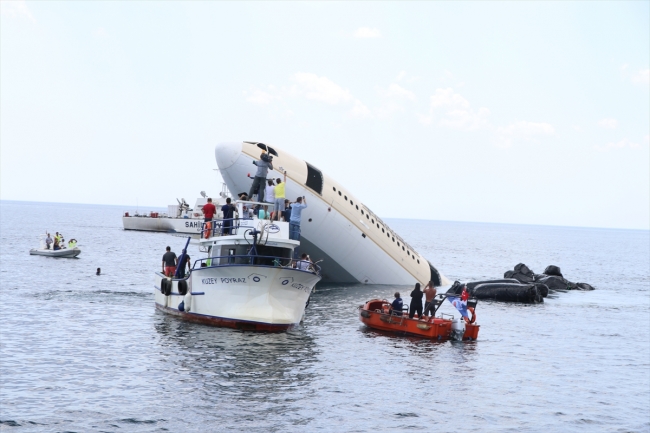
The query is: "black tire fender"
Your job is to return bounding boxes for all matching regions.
[161,279,172,296]
[178,280,188,296]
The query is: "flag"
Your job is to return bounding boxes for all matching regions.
[447,296,469,318]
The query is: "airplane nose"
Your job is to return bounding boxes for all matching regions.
[214,142,242,170]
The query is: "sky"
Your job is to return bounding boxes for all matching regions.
[1,1,649,230]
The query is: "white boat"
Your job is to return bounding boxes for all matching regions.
[30,247,81,258]
[122,187,230,235]
[215,141,450,286]
[154,203,322,331]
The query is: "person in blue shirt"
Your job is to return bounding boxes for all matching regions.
[282,199,291,222]
[389,292,403,316]
[289,196,307,240]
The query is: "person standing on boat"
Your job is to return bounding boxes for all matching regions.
[162,246,177,277]
[282,199,291,223]
[45,233,53,250]
[423,281,438,316]
[221,197,235,235]
[289,196,307,241]
[295,253,313,271]
[409,283,424,319]
[202,198,216,222]
[389,292,403,316]
[273,171,287,221]
[182,249,191,276]
[248,153,273,202]
[264,179,275,215]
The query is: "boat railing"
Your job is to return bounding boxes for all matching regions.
[200,218,282,239]
[192,254,321,275]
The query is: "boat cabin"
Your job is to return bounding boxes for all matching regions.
[197,200,303,269]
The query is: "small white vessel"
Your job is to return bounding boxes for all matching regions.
[30,247,81,258]
[154,201,321,331]
[30,235,81,258]
[123,186,230,235]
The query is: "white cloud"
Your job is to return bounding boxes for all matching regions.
[600,139,643,150]
[598,118,619,129]
[420,88,489,130]
[0,0,35,22]
[354,27,381,38]
[246,73,372,119]
[630,69,650,85]
[383,83,416,101]
[440,107,491,130]
[621,64,649,86]
[494,121,555,148]
[292,72,352,105]
[245,87,277,105]
[349,100,372,118]
[430,88,470,109]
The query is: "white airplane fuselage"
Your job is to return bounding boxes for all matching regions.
[215,141,448,286]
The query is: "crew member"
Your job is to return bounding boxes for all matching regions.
[295,253,313,271]
[221,197,235,235]
[264,179,275,215]
[162,246,177,277]
[248,153,273,202]
[423,281,438,316]
[282,199,291,223]
[409,283,424,319]
[289,196,307,241]
[45,233,53,250]
[181,248,191,276]
[389,292,403,316]
[202,198,216,222]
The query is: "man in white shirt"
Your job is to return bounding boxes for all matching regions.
[295,253,312,271]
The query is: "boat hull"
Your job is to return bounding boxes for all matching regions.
[154,265,320,331]
[359,299,480,341]
[123,216,204,234]
[29,248,81,258]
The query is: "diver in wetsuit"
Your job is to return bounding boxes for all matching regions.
[409,283,424,319]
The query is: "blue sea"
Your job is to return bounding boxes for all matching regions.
[1,200,649,432]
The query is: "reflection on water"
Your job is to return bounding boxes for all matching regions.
[1,202,649,432]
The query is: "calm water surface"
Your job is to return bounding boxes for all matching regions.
[1,201,649,432]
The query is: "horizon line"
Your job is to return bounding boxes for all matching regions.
[1,198,648,232]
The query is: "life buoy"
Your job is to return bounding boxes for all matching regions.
[464,307,476,324]
[178,280,188,296]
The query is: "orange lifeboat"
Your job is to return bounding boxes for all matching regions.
[358,298,480,341]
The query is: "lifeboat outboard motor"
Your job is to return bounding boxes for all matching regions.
[451,317,465,341]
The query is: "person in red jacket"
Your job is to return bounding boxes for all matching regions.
[202,198,216,222]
